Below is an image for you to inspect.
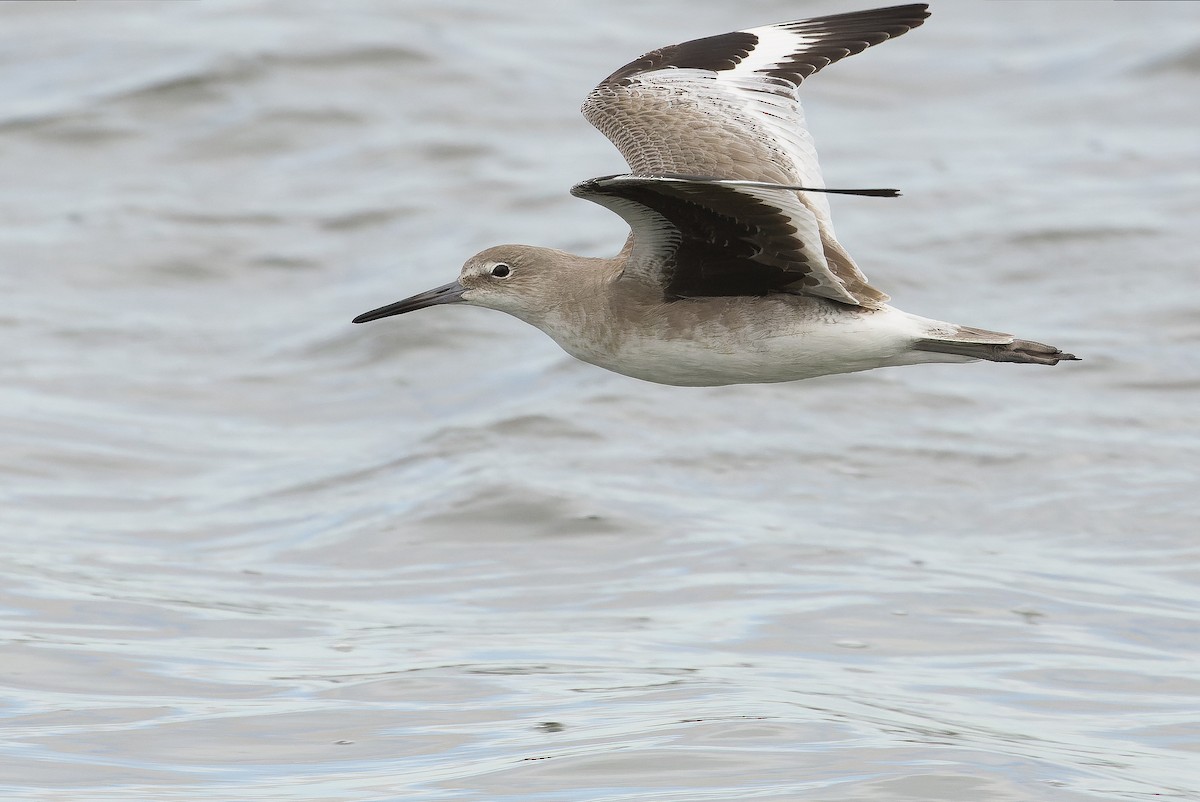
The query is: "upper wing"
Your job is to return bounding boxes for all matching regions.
[571,174,889,307]
[581,4,929,299]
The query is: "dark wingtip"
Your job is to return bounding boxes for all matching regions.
[822,187,900,198]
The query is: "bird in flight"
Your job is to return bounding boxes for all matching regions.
[354,4,1077,387]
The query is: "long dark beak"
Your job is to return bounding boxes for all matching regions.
[352,281,466,324]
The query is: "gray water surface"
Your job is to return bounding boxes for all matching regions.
[1,1,1198,800]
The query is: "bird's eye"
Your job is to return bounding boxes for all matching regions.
[491,263,511,278]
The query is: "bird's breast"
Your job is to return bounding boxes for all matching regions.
[538,294,921,387]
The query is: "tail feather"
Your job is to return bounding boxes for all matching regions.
[916,326,1079,366]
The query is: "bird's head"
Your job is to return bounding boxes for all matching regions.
[352,245,569,327]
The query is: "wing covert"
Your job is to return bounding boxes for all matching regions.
[571,174,889,307]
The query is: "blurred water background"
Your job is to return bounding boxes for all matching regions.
[1,1,1198,800]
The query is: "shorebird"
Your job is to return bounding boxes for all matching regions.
[354,4,1077,387]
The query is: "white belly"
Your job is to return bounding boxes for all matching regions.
[548,297,963,387]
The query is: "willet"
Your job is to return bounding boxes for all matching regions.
[354,4,1078,387]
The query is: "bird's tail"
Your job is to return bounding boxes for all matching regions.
[914,324,1079,366]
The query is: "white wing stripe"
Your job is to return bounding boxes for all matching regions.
[580,5,929,307]
[731,28,817,79]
